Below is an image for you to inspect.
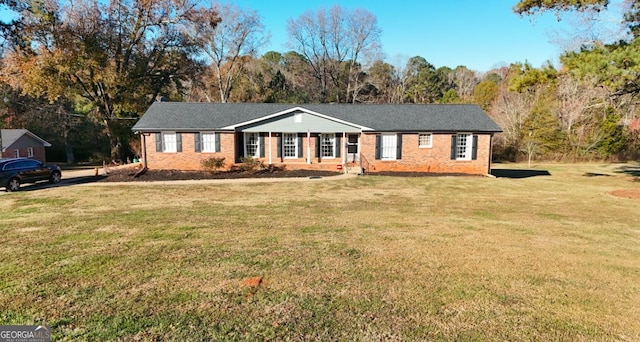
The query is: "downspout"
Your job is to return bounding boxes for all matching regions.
[488,134,493,175]
[141,133,148,169]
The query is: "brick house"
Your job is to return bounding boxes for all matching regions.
[1,129,51,163]
[132,102,502,175]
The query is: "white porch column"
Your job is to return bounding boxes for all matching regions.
[307,129,311,164]
[342,132,346,165]
[268,131,272,165]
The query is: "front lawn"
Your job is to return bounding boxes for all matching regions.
[1,163,639,340]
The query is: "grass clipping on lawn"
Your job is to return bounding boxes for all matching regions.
[1,163,639,340]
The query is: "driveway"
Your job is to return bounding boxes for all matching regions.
[1,166,356,193]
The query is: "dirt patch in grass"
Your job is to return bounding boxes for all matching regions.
[97,166,341,182]
[608,189,640,199]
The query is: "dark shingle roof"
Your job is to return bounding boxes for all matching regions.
[132,102,502,133]
[1,129,52,151]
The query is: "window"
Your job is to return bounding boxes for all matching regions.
[201,133,216,152]
[375,133,402,160]
[320,133,335,158]
[455,133,473,160]
[381,133,397,160]
[27,147,34,157]
[294,113,302,123]
[283,133,298,158]
[162,132,177,152]
[245,133,260,157]
[418,133,432,148]
[13,149,19,158]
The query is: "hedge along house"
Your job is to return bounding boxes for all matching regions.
[131,102,502,175]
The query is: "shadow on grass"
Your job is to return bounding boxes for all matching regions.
[7,175,108,193]
[491,169,551,179]
[614,165,640,177]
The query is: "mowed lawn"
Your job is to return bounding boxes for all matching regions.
[1,163,639,341]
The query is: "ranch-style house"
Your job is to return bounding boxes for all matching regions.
[132,102,502,175]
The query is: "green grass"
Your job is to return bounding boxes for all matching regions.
[1,162,639,341]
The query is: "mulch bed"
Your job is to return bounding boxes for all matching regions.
[96,167,341,182]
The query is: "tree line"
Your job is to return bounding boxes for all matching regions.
[0,0,638,163]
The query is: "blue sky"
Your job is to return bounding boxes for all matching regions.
[230,0,628,72]
[0,1,627,72]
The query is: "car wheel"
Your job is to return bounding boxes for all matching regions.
[7,178,20,192]
[50,171,62,184]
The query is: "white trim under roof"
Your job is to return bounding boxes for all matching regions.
[220,106,374,131]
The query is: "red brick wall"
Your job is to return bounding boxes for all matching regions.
[143,132,493,175]
[144,132,236,170]
[360,133,492,175]
[1,147,47,163]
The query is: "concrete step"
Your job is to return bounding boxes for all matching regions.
[344,166,363,175]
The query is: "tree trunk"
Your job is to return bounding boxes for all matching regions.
[66,144,75,164]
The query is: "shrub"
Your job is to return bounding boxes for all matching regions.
[238,156,264,172]
[200,156,226,172]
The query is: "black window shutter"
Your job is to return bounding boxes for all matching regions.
[176,133,182,152]
[472,135,478,160]
[215,133,221,152]
[277,134,282,158]
[450,135,457,160]
[335,135,341,158]
[259,134,265,158]
[194,133,201,152]
[315,134,321,158]
[396,134,402,159]
[155,133,162,152]
[375,134,381,160]
[297,134,303,158]
[237,133,245,161]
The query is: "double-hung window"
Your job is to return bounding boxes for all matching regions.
[155,132,181,153]
[375,133,402,160]
[320,133,335,158]
[454,133,473,160]
[283,133,297,158]
[162,132,177,152]
[245,132,260,158]
[201,132,216,152]
[27,147,34,157]
[12,149,19,158]
[381,133,397,160]
[418,133,432,148]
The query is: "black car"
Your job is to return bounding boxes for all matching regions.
[0,158,62,192]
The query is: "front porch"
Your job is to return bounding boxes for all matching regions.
[234,131,365,174]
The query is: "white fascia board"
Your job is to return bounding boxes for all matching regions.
[220,106,374,131]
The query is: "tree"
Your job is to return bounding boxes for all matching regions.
[364,60,400,103]
[473,79,499,111]
[596,107,627,156]
[0,0,217,159]
[453,66,478,101]
[520,103,564,166]
[561,39,640,97]
[286,5,382,103]
[189,1,268,103]
[514,0,609,16]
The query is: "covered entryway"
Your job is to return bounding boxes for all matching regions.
[346,133,359,163]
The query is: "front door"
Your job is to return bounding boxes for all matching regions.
[346,134,359,163]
